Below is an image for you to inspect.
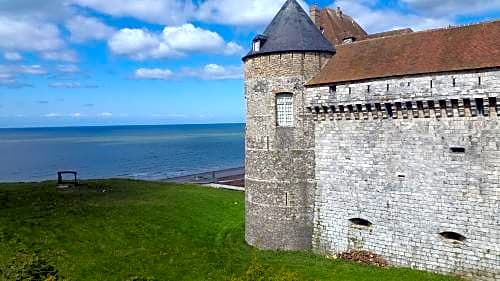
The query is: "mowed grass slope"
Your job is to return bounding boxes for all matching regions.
[0,180,461,281]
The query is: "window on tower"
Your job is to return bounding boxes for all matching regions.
[253,40,260,52]
[276,93,293,127]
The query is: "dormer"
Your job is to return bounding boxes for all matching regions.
[252,34,268,53]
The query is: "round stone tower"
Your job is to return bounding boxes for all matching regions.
[242,0,335,250]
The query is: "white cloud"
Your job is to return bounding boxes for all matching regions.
[108,24,243,60]
[196,0,309,26]
[66,16,116,43]
[41,50,79,63]
[49,82,97,88]
[57,64,80,73]
[3,52,23,61]
[0,16,64,52]
[70,112,84,117]
[134,68,174,80]
[400,0,500,17]
[133,64,242,81]
[43,113,62,118]
[182,64,243,80]
[333,0,451,33]
[98,112,113,117]
[70,0,195,25]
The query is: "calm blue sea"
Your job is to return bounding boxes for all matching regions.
[0,124,245,182]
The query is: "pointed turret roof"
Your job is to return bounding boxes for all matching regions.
[242,0,335,61]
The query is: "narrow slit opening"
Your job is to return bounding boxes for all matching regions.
[385,103,393,117]
[450,147,465,153]
[349,218,372,227]
[439,231,466,242]
[475,98,485,116]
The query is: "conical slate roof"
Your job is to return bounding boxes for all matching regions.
[242,0,335,61]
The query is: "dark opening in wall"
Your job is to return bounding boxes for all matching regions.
[385,103,393,117]
[348,87,352,94]
[450,147,465,153]
[463,98,471,109]
[349,218,372,227]
[314,106,321,114]
[430,80,433,88]
[347,105,354,113]
[307,107,313,113]
[439,100,447,109]
[407,82,411,87]
[428,100,435,109]
[367,85,370,93]
[330,105,336,113]
[366,104,372,112]
[489,97,497,110]
[439,231,466,242]
[452,78,456,87]
[356,104,363,112]
[417,101,424,110]
[339,105,345,113]
[375,103,382,112]
[322,106,329,114]
[451,99,459,110]
[386,84,390,91]
[395,102,402,111]
[478,76,482,86]
[475,98,485,116]
[405,101,413,110]
[330,85,337,94]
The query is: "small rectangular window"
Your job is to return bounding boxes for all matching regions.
[253,41,260,52]
[452,78,456,87]
[478,76,482,86]
[329,85,337,94]
[476,98,485,116]
[386,84,389,91]
[276,93,293,127]
[430,80,433,88]
[367,85,370,93]
[348,87,352,94]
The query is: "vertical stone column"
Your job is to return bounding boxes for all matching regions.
[244,52,332,250]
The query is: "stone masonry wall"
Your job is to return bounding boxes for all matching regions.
[244,52,331,250]
[307,69,500,280]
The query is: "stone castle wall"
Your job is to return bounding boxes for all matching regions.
[306,69,500,280]
[244,52,331,250]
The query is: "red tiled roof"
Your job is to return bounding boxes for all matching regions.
[320,8,368,45]
[367,28,413,39]
[308,20,500,86]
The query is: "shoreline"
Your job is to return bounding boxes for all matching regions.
[164,166,245,187]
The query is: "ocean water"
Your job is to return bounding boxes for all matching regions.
[0,124,245,182]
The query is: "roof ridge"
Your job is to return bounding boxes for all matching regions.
[340,18,500,46]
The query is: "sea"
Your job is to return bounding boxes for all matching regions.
[0,123,245,183]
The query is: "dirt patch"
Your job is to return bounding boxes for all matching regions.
[338,250,389,267]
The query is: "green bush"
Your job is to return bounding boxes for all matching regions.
[230,255,300,281]
[0,252,63,281]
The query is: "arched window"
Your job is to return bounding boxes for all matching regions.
[276,93,293,127]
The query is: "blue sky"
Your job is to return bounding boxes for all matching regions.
[0,0,499,128]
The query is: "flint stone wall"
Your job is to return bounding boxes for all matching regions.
[307,69,500,280]
[244,52,331,250]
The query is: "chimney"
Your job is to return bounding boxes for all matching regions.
[310,4,321,28]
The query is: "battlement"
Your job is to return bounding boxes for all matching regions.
[306,69,500,122]
[308,96,499,121]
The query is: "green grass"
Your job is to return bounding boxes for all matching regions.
[0,180,461,281]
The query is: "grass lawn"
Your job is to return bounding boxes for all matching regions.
[0,180,461,281]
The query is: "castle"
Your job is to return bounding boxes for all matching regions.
[242,1,500,280]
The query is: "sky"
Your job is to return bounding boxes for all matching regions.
[0,0,499,128]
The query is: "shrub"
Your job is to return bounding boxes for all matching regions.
[0,252,64,281]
